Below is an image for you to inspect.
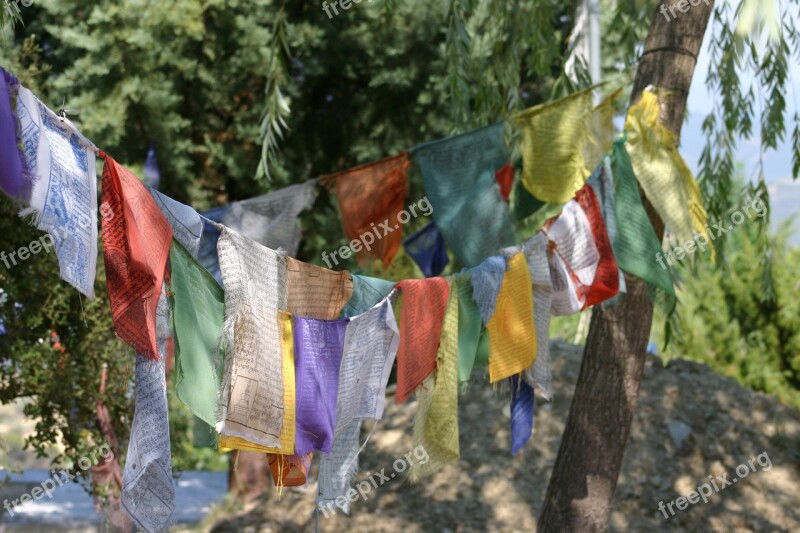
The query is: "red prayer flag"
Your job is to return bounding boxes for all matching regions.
[575,184,619,308]
[395,277,450,403]
[495,164,515,202]
[102,156,173,360]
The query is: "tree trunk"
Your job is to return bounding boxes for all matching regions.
[537,1,715,531]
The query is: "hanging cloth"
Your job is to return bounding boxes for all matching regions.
[412,123,516,267]
[403,221,450,277]
[610,137,677,313]
[587,158,628,297]
[170,240,225,427]
[455,273,484,386]
[343,275,396,317]
[469,256,507,324]
[395,277,451,403]
[510,375,535,455]
[574,184,620,308]
[149,188,204,257]
[120,290,175,532]
[317,295,399,514]
[285,256,353,319]
[17,86,99,297]
[102,156,172,359]
[514,87,617,203]
[0,67,24,199]
[409,282,459,482]
[495,163,515,202]
[487,253,536,383]
[329,153,409,266]
[624,89,710,251]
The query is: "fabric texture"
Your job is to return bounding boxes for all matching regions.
[170,240,225,427]
[330,153,409,266]
[510,375,534,455]
[412,123,516,267]
[495,163,515,202]
[409,283,459,482]
[343,275,396,317]
[17,86,99,297]
[102,157,172,360]
[469,255,507,324]
[395,278,451,403]
[588,158,628,296]
[0,67,23,199]
[403,221,449,277]
[610,137,676,313]
[456,274,484,386]
[574,184,620,308]
[150,188,204,257]
[285,256,353,319]
[625,89,710,250]
[514,87,615,203]
[487,253,536,383]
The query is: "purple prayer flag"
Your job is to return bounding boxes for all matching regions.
[511,374,534,455]
[293,316,349,455]
[0,68,23,199]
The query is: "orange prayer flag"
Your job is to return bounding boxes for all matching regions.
[101,156,173,360]
[331,153,409,267]
[395,277,450,403]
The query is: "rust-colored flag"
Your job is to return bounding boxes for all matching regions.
[102,156,173,360]
[575,184,620,309]
[330,153,409,266]
[395,277,451,403]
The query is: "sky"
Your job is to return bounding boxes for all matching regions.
[680,4,799,245]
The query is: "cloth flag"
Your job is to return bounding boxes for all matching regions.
[469,256,507,324]
[575,184,620,308]
[285,256,353,319]
[487,253,536,383]
[455,274,489,387]
[403,221,449,278]
[318,295,399,513]
[0,67,24,199]
[495,163,515,202]
[587,159,627,296]
[412,123,516,267]
[149,188,203,257]
[197,205,227,284]
[121,290,175,532]
[343,275,396,317]
[170,240,225,427]
[17,86,99,297]
[514,87,616,203]
[409,282,459,482]
[395,278,451,403]
[102,156,172,359]
[330,153,409,266]
[510,375,534,455]
[625,89,710,250]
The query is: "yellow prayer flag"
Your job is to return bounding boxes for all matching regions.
[488,253,537,383]
[514,87,618,203]
[624,89,711,254]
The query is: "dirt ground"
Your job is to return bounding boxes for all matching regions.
[188,341,800,533]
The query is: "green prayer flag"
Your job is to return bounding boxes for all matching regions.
[170,239,226,427]
[456,274,491,385]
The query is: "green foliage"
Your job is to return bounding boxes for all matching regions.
[662,222,800,410]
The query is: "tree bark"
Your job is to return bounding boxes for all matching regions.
[537,1,715,531]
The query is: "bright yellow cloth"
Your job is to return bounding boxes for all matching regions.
[488,253,537,383]
[409,281,459,482]
[625,89,711,254]
[219,312,296,455]
[515,87,618,203]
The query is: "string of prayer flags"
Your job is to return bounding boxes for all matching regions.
[574,184,620,308]
[544,199,599,315]
[222,180,318,259]
[409,283,459,482]
[343,274,396,317]
[587,159,628,297]
[170,240,225,427]
[102,156,172,359]
[510,375,534,455]
[0,67,23,199]
[517,234,554,399]
[487,253,536,383]
[17,85,100,298]
[470,256,507,324]
[395,277,451,403]
[150,188,204,257]
[285,257,353,319]
[412,123,516,267]
[403,221,450,278]
[330,153,410,266]
[495,163,515,202]
[120,290,175,532]
[215,228,293,450]
[610,137,677,313]
[514,86,615,203]
[292,317,348,455]
[318,295,399,513]
[625,89,710,251]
